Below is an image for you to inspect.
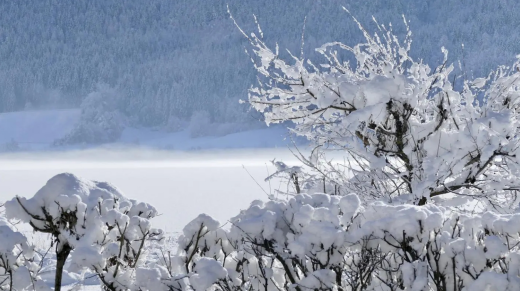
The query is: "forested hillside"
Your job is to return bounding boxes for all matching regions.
[0,0,518,127]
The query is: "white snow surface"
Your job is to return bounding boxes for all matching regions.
[0,148,297,232]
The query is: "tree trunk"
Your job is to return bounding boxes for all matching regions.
[55,244,72,291]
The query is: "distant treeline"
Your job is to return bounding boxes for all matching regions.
[0,0,518,126]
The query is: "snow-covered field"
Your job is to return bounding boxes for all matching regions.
[0,148,299,232]
[0,109,80,149]
[0,109,304,231]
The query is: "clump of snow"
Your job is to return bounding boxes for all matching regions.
[189,258,228,290]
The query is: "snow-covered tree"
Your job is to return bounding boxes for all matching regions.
[239,9,520,211]
[5,173,162,291]
[55,85,126,145]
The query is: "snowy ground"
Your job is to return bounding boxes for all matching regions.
[0,108,302,228]
[0,109,305,231]
[0,109,80,149]
[0,148,301,231]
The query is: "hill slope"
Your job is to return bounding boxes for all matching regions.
[0,0,519,127]
[0,109,296,151]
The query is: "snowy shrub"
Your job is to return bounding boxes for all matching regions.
[236,9,520,211]
[55,85,126,145]
[5,173,163,291]
[174,192,520,291]
[0,217,50,291]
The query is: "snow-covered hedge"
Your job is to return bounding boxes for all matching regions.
[174,193,520,291]
[3,175,520,291]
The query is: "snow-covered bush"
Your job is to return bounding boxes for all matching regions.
[0,218,50,291]
[5,173,162,291]
[237,9,520,211]
[174,192,520,291]
[56,85,126,145]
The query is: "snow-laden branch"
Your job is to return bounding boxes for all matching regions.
[239,9,520,210]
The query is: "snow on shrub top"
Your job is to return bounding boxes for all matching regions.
[0,217,31,255]
[171,191,520,290]
[4,173,163,291]
[5,173,156,248]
